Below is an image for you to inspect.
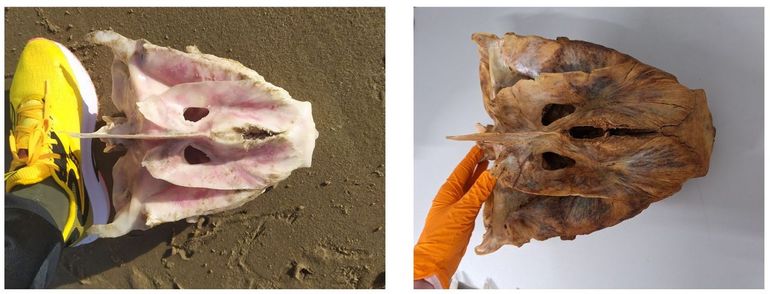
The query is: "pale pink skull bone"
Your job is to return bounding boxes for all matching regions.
[79,31,318,238]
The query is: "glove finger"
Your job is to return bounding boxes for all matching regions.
[448,146,486,184]
[434,146,487,206]
[456,171,496,212]
[463,159,489,193]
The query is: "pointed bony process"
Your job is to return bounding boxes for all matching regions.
[450,33,715,254]
[78,31,318,238]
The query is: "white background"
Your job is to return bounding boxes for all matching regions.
[414,7,763,288]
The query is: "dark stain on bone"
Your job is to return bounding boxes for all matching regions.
[546,40,619,74]
[234,126,278,140]
[184,146,211,164]
[537,223,557,235]
[132,41,147,65]
[552,61,591,74]
[563,196,611,224]
[586,76,615,99]
[183,107,210,122]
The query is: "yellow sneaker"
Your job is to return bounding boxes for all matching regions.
[5,37,107,245]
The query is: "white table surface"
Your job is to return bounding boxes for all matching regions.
[414,7,763,289]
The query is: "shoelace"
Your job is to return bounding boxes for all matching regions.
[5,81,61,179]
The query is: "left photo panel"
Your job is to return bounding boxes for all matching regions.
[4,7,384,289]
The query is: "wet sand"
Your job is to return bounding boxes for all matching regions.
[5,7,384,289]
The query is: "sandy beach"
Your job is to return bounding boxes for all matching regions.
[5,7,384,289]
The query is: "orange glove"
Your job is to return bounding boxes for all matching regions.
[414,146,496,289]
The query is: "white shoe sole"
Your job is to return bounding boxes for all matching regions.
[55,41,109,246]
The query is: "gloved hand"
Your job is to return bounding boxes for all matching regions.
[414,146,496,289]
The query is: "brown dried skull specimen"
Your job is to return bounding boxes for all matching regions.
[449,33,715,255]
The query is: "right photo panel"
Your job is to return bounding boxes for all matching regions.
[414,7,763,289]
